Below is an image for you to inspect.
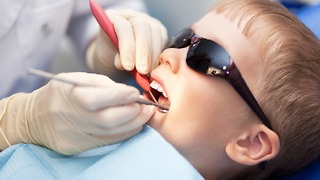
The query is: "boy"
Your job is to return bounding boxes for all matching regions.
[148,0,319,178]
[1,0,319,179]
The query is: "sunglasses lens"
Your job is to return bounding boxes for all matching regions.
[168,28,194,48]
[186,39,230,75]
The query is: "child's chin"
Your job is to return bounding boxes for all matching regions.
[147,109,167,128]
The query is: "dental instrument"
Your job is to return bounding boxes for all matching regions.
[88,0,163,110]
[27,68,169,110]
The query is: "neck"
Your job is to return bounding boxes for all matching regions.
[191,154,245,180]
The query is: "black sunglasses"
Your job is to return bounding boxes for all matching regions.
[168,28,272,130]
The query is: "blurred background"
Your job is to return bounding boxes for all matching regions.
[145,0,218,37]
[51,0,219,73]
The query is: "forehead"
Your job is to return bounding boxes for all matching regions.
[191,10,262,91]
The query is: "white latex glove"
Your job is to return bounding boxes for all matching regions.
[86,9,168,77]
[0,72,155,155]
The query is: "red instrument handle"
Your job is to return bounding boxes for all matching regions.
[89,0,150,92]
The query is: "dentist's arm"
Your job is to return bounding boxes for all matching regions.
[0,72,155,155]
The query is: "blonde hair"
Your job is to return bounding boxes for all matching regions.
[213,0,320,179]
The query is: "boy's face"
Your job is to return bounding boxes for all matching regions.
[147,10,263,170]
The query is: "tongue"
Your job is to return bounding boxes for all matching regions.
[158,95,170,108]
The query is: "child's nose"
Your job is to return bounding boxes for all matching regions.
[159,48,188,74]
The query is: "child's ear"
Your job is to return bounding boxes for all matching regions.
[225,124,280,166]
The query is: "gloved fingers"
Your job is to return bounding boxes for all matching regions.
[96,29,118,66]
[107,10,135,71]
[105,104,155,134]
[86,28,119,74]
[134,24,167,73]
[55,72,141,109]
[130,17,152,74]
[72,83,140,111]
[107,9,168,74]
[114,53,122,70]
[149,17,168,70]
[149,25,162,71]
[118,11,168,74]
[84,104,155,136]
[47,73,140,112]
[91,103,141,129]
[55,72,115,87]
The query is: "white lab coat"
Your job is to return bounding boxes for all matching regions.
[0,0,147,98]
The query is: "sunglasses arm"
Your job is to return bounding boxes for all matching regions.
[227,66,273,130]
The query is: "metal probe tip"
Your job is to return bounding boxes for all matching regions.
[136,98,169,111]
[148,91,169,113]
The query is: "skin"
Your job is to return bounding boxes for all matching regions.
[147,10,268,179]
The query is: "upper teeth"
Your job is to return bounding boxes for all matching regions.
[150,81,168,98]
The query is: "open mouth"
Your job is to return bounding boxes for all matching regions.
[149,80,171,112]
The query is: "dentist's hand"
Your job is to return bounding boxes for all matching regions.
[0,72,155,155]
[86,9,168,77]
